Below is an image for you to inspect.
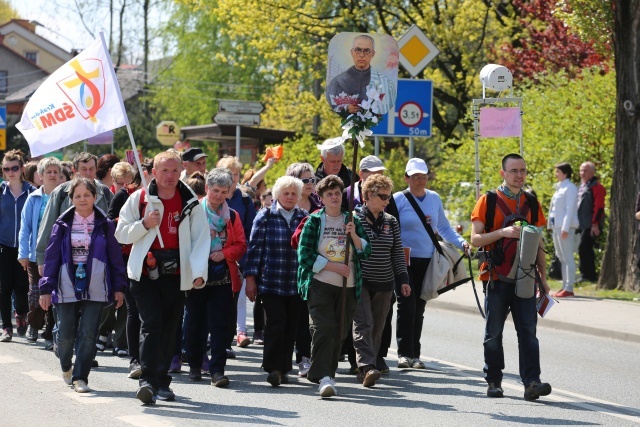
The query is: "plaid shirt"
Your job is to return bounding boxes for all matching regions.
[244,203,307,296]
[297,208,371,301]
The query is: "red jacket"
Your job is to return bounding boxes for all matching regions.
[222,209,247,293]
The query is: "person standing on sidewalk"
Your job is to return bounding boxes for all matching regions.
[115,151,209,405]
[470,153,552,401]
[548,162,579,297]
[576,161,606,283]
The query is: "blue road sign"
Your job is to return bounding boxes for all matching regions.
[371,79,433,137]
[0,106,6,129]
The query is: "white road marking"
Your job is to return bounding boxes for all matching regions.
[0,355,21,364]
[63,392,115,404]
[22,370,63,382]
[117,415,176,426]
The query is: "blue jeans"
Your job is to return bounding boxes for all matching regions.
[483,280,541,387]
[55,300,105,384]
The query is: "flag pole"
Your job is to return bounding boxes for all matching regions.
[98,31,164,247]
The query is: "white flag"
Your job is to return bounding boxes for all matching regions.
[16,34,127,157]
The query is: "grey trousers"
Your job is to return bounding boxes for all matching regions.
[307,279,357,382]
[352,288,393,368]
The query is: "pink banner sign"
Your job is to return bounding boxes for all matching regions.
[479,107,522,138]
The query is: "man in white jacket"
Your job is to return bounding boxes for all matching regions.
[115,151,209,405]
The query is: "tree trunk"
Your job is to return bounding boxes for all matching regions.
[599,0,640,292]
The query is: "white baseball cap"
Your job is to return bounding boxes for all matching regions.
[405,158,429,176]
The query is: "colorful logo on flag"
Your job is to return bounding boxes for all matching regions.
[58,59,106,123]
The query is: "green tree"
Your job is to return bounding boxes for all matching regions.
[0,0,17,24]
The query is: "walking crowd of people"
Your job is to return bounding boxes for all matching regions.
[0,145,607,404]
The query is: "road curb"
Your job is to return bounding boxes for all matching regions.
[429,300,640,344]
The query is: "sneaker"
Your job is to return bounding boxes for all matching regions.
[26,326,38,343]
[128,361,142,379]
[136,385,156,405]
[62,368,73,385]
[362,369,381,388]
[267,370,281,387]
[201,354,209,373]
[15,314,28,337]
[411,358,426,369]
[188,369,202,382]
[91,359,99,368]
[226,348,236,359]
[280,373,290,384]
[96,335,107,352]
[319,376,337,397]
[114,348,128,357]
[298,357,311,377]
[156,386,176,401]
[168,355,182,373]
[73,380,91,393]
[487,382,504,398]
[397,357,411,369]
[1,328,12,342]
[524,381,552,401]
[44,340,54,351]
[554,289,575,298]
[236,332,250,348]
[253,330,264,345]
[211,372,230,388]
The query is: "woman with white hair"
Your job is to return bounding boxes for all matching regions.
[18,156,62,344]
[245,176,307,387]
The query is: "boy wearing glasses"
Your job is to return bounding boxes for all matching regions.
[326,34,396,115]
[470,153,552,401]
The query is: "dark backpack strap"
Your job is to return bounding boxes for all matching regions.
[485,191,496,233]
[230,209,236,224]
[523,191,538,224]
[402,189,443,256]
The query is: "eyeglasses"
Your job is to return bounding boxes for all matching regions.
[372,193,391,201]
[2,166,20,173]
[409,174,428,181]
[505,169,528,175]
[352,47,373,56]
[301,177,316,184]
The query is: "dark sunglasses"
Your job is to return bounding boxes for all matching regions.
[301,177,316,184]
[372,193,391,201]
[2,166,20,173]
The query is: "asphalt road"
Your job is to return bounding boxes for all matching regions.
[0,305,638,427]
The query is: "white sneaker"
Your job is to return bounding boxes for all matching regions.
[319,376,337,397]
[411,358,426,369]
[62,368,73,385]
[298,357,311,377]
[397,356,411,369]
[73,380,91,393]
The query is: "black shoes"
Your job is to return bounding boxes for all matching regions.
[136,385,156,405]
[524,381,552,401]
[211,373,230,388]
[267,371,281,387]
[188,369,202,382]
[487,382,504,398]
[156,387,176,401]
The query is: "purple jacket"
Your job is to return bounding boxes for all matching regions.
[39,206,127,304]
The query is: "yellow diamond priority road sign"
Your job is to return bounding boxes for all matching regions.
[398,25,440,77]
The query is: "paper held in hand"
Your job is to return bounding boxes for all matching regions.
[536,293,556,318]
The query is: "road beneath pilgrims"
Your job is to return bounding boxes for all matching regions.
[1,302,639,427]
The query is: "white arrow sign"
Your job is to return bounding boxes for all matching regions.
[218,100,265,114]
[214,113,261,126]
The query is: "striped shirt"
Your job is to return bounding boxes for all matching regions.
[357,210,409,292]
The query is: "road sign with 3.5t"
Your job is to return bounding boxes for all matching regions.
[371,79,432,137]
